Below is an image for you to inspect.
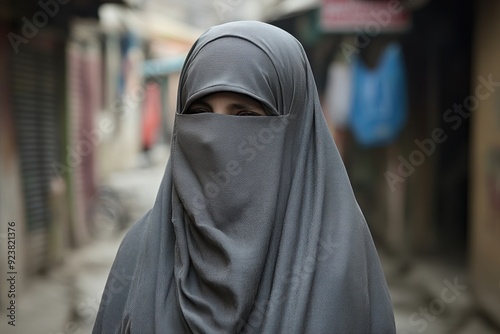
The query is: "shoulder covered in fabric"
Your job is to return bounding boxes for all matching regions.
[92,210,151,334]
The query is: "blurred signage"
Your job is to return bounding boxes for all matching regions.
[320,0,411,32]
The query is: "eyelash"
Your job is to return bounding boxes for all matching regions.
[237,110,261,116]
[187,108,261,116]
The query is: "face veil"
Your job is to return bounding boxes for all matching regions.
[93,21,396,334]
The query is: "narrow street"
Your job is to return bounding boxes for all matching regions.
[0,146,168,334]
[71,145,169,334]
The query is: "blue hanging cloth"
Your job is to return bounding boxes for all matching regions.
[349,43,408,146]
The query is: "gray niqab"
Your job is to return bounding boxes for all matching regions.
[93,21,395,334]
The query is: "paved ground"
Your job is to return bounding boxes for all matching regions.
[1,143,499,334]
[382,253,499,334]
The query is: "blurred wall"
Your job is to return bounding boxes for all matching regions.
[470,0,500,326]
[96,29,143,179]
[0,22,26,310]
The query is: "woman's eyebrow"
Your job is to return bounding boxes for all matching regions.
[228,102,253,109]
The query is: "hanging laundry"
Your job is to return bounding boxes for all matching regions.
[349,43,408,146]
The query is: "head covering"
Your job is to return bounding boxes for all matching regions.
[93,21,395,334]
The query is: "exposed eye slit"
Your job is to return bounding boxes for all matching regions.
[236,110,263,116]
[186,107,211,114]
[185,108,263,116]
[184,92,269,116]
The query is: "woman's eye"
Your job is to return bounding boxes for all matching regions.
[237,110,261,116]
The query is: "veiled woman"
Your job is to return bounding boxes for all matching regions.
[93,20,395,334]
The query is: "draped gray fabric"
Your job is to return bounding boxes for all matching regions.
[93,21,395,334]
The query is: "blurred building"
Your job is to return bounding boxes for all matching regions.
[0,0,123,306]
[0,0,124,308]
[470,0,500,325]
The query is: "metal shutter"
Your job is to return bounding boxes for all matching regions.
[11,35,60,274]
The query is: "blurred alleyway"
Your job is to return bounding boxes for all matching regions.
[1,0,499,333]
[0,145,168,334]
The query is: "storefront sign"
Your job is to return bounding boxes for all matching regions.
[321,0,411,32]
